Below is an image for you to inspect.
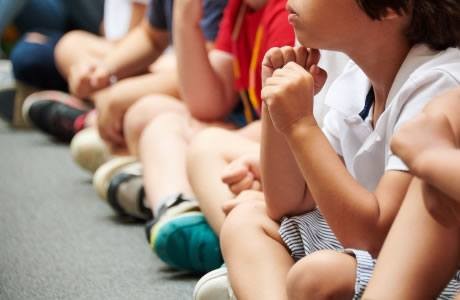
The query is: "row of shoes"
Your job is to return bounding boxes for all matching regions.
[17,91,234,299]
[0,56,235,298]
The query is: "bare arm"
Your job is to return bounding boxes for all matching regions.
[104,19,169,79]
[392,88,460,203]
[261,47,324,221]
[285,119,412,254]
[68,19,170,98]
[128,2,148,30]
[261,46,412,254]
[363,178,460,300]
[173,0,237,121]
[261,106,312,221]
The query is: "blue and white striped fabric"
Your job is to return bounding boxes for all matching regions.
[279,209,460,299]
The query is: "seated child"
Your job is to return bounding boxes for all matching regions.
[219,0,460,299]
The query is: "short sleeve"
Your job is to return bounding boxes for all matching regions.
[322,109,344,156]
[214,0,240,53]
[386,70,460,171]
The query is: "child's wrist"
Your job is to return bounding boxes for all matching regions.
[284,116,318,139]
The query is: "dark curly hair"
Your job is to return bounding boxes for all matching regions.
[355,0,460,50]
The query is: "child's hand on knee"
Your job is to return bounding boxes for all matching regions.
[221,153,261,195]
[222,190,265,215]
[261,46,327,133]
[94,90,127,149]
[69,61,111,99]
[391,111,456,176]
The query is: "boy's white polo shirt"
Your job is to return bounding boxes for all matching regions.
[322,44,460,191]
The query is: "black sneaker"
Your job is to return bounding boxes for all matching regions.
[22,91,91,142]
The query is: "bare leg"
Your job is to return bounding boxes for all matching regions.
[54,30,115,78]
[123,95,187,156]
[287,250,356,300]
[139,108,207,211]
[363,178,460,299]
[221,200,294,300]
[93,65,178,107]
[187,125,259,234]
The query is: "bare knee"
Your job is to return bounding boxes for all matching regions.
[55,30,93,71]
[187,127,229,162]
[221,201,274,255]
[124,95,184,154]
[137,112,188,157]
[287,250,356,300]
[124,98,154,155]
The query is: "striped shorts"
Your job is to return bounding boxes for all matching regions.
[279,209,460,299]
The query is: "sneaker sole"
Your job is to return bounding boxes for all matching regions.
[151,212,223,274]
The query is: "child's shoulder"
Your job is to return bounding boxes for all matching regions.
[389,45,460,110]
[405,45,460,83]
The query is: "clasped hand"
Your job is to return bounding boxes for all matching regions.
[261,46,327,133]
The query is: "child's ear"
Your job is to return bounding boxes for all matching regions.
[380,7,404,20]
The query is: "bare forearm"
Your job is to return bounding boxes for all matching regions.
[104,20,168,79]
[129,3,147,30]
[261,107,312,221]
[173,21,234,121]
[285,118,387,251]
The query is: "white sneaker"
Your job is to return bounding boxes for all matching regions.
[193,266,236,300]
[92,156,138,200]
[0,60,14,89]
[71,127,112,173]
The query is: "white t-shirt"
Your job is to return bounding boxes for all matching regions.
[104,0,148,40]
[322,44,460,191]
[315,50,350,125]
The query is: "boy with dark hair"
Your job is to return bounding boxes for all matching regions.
[217,0,460,299]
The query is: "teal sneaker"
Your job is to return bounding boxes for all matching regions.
[150,211,223,274]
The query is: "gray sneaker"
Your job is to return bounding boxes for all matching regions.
[193,266,236,300]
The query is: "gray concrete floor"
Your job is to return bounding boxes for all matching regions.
[0,120,197,300]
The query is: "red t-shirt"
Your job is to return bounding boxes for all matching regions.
[215,0,295,121]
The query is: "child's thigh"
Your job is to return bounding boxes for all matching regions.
[124,94,188,136]
[148,50,176,74]
[58,30,115,61]
[190,126,259,160]
[236,120,261,142]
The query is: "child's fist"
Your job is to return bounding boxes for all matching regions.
[221,153,261,195]
[391,111,456,175]
[261,46,327,133]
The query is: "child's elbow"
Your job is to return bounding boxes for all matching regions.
[186,101,227,122]
[265,201,286,222]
